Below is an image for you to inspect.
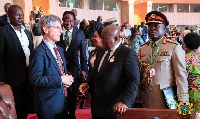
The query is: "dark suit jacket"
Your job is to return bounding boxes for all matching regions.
[29,41,68,118]
[0,24,34,86]
[0,14,25,28]
[88,45,140,118]
[0,14,8,27]
[56,27,88,99]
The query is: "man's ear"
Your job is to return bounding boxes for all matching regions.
[43,26,48,34]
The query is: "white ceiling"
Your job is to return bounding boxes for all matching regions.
[120,0,199,5]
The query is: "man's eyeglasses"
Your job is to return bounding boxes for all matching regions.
[50,26,62,30]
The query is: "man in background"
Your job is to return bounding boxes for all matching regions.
[71,9,80,28]
[0,3,11,27]
[56,11,88,119]
[0,5,34,119]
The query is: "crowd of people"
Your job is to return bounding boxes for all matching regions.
[0,2,200,119]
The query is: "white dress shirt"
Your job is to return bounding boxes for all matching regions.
[10,24,30,67]
[98,41,122,72]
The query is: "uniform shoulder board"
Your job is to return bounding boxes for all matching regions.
[141,40,150,47]
[166,39,179,45]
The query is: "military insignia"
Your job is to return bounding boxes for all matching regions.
[162,37,167,44]
[158,51,170,56]
[109,56,115,62]
[151,14,156,20]
[141,54,146,57]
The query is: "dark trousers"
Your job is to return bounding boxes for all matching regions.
[37,99,68,119]
[10,69,34,119]
[66,84,78,119]
[67,102,77,119]
[11,82,33,119]
[91,102,116,119]
[93,114,116,119]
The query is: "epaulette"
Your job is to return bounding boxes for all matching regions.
[166,39,179,45]
[141,40,150,47]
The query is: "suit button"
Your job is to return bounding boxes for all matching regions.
[150,89,153,91]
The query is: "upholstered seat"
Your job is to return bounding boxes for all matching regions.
[0,82,17,119]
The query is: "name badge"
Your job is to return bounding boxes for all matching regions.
[150,68,155,77]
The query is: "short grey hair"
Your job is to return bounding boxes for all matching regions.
[39,14,62,36]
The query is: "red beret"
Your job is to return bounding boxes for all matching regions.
[145,11,169,26]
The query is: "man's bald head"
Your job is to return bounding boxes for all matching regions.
[101,24,120,50]
[71,9,77,16]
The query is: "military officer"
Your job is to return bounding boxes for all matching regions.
[138,11,189,109]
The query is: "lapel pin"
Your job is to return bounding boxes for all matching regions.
[110,56,115,62]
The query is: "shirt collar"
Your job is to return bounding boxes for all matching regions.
[63,27,73,34]
[10,23,26,31]
[43,39,56,49]
[111,41,122,51]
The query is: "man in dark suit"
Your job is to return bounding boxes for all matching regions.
[79,24,140,119]
[56,11,88,119]
[29,14,74,119]
[0,3,11,27]
[0,5,34,119]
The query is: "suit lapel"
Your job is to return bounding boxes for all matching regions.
[69,28,78,49]
[41,41,61,75]
[7,25,24,54]
[93,49,104,76]
[60,33,67,48]
[24,29,34,52]
[97,44,123,78]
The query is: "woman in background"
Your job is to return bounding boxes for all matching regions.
[183,33,200,110]
[88,29,103,70]
[128,28,144,54]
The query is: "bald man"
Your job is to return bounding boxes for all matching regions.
[79,24,140,119]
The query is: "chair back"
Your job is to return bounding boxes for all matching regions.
[0,82,17,119]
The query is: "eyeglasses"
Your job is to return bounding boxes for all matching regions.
[50,26,62,30]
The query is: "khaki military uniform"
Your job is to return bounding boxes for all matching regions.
[138,37,188,108]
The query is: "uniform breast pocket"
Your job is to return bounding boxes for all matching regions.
[156,56,170,73]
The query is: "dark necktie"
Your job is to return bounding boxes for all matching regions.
[64,30,70,48]
[53,47,68,97]
[53,47,64,75]
[99,50,111,73]
[65,30,70,41]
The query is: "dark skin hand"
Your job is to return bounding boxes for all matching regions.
[80,71,87,81]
